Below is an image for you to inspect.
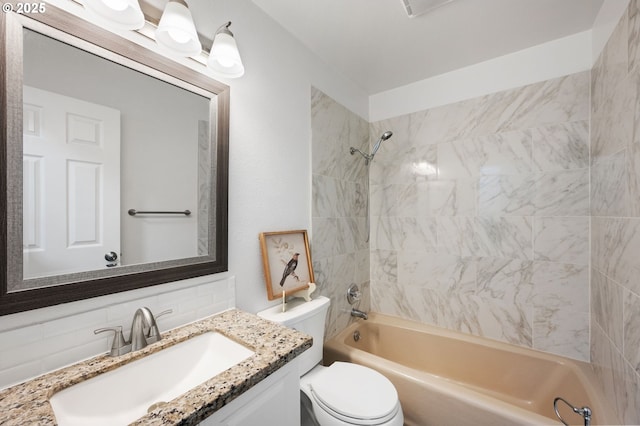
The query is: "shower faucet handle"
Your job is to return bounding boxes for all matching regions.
[347,283,361,305]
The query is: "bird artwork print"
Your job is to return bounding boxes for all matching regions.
[279,253,299,288]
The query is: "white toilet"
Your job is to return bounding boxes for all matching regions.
[258,296,404,426]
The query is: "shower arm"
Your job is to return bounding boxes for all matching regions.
[347,130,392,243]
[349,131,391,166]
[349,147,373,165]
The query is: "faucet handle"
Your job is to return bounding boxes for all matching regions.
[155,309,173,320]
[146,309,172,343]
[94,326,131,357]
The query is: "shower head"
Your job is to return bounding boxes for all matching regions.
[380,131,393,141]
[370,130,393,158]
[349,130,393,165]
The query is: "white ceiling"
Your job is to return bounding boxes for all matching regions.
[250,0,604,94]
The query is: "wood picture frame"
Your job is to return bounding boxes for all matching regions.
[259,230,313,301]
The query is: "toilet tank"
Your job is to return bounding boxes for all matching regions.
[257,296,330,376]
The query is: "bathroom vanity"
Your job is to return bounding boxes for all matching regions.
[0,309,311,425]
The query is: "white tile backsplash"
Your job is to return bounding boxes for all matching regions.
[0,274,235,390]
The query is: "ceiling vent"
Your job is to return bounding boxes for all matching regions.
[401,0,455,18]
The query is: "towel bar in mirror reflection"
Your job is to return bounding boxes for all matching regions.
[128,209,192,216]
[0,5,229,315]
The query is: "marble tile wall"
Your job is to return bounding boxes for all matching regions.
[590,1,640,423]
[311,11,640,415]
[311,87,371,339]
[369,71,591,361]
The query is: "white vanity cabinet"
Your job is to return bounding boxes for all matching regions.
[199,358,300,426]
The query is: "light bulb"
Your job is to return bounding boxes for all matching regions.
[155,0,201,56]
[168,29,191,44]
[82,0,145,30]
[216,56,235,68]
[207,22,245,78]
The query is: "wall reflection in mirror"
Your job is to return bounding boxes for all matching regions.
[21,28,211,281]
[1,6,229,315]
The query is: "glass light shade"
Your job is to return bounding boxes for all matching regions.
[155,0,202,57]
[82,0,145,30]
[207,30,245,78]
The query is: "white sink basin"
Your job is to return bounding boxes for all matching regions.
[49,332,254,426]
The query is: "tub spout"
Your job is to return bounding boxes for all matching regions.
[351,308,368,320]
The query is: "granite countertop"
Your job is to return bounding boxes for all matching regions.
[0,309,312,425]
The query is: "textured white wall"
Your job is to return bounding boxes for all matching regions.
[199,0,370,312]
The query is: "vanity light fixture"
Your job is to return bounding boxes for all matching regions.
[155,0,202,57]
[81,0,145,30]
[207,22,245,78]
[79,0,245,78]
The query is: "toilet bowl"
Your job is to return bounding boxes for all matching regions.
[301,363,402,425]
[258,296,403,426]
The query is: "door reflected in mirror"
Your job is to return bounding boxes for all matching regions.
[1,4,228,316]
[21,28,211,280]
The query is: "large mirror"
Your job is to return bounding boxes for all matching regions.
[0,5,229,315]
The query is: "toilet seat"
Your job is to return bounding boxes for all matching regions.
[308,362,400,425]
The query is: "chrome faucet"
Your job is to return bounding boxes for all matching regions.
[94,307,172,356]
[347,284,368,320]
[351,308,368,320]
[130,307,156,351]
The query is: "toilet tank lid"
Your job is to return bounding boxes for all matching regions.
[257,296,330,325]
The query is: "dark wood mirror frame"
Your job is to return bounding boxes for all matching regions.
[0,5,229,316]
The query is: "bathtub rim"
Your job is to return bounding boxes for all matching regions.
[324,312,619,425]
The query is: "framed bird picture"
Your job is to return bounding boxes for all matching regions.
[259,230,314,301]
